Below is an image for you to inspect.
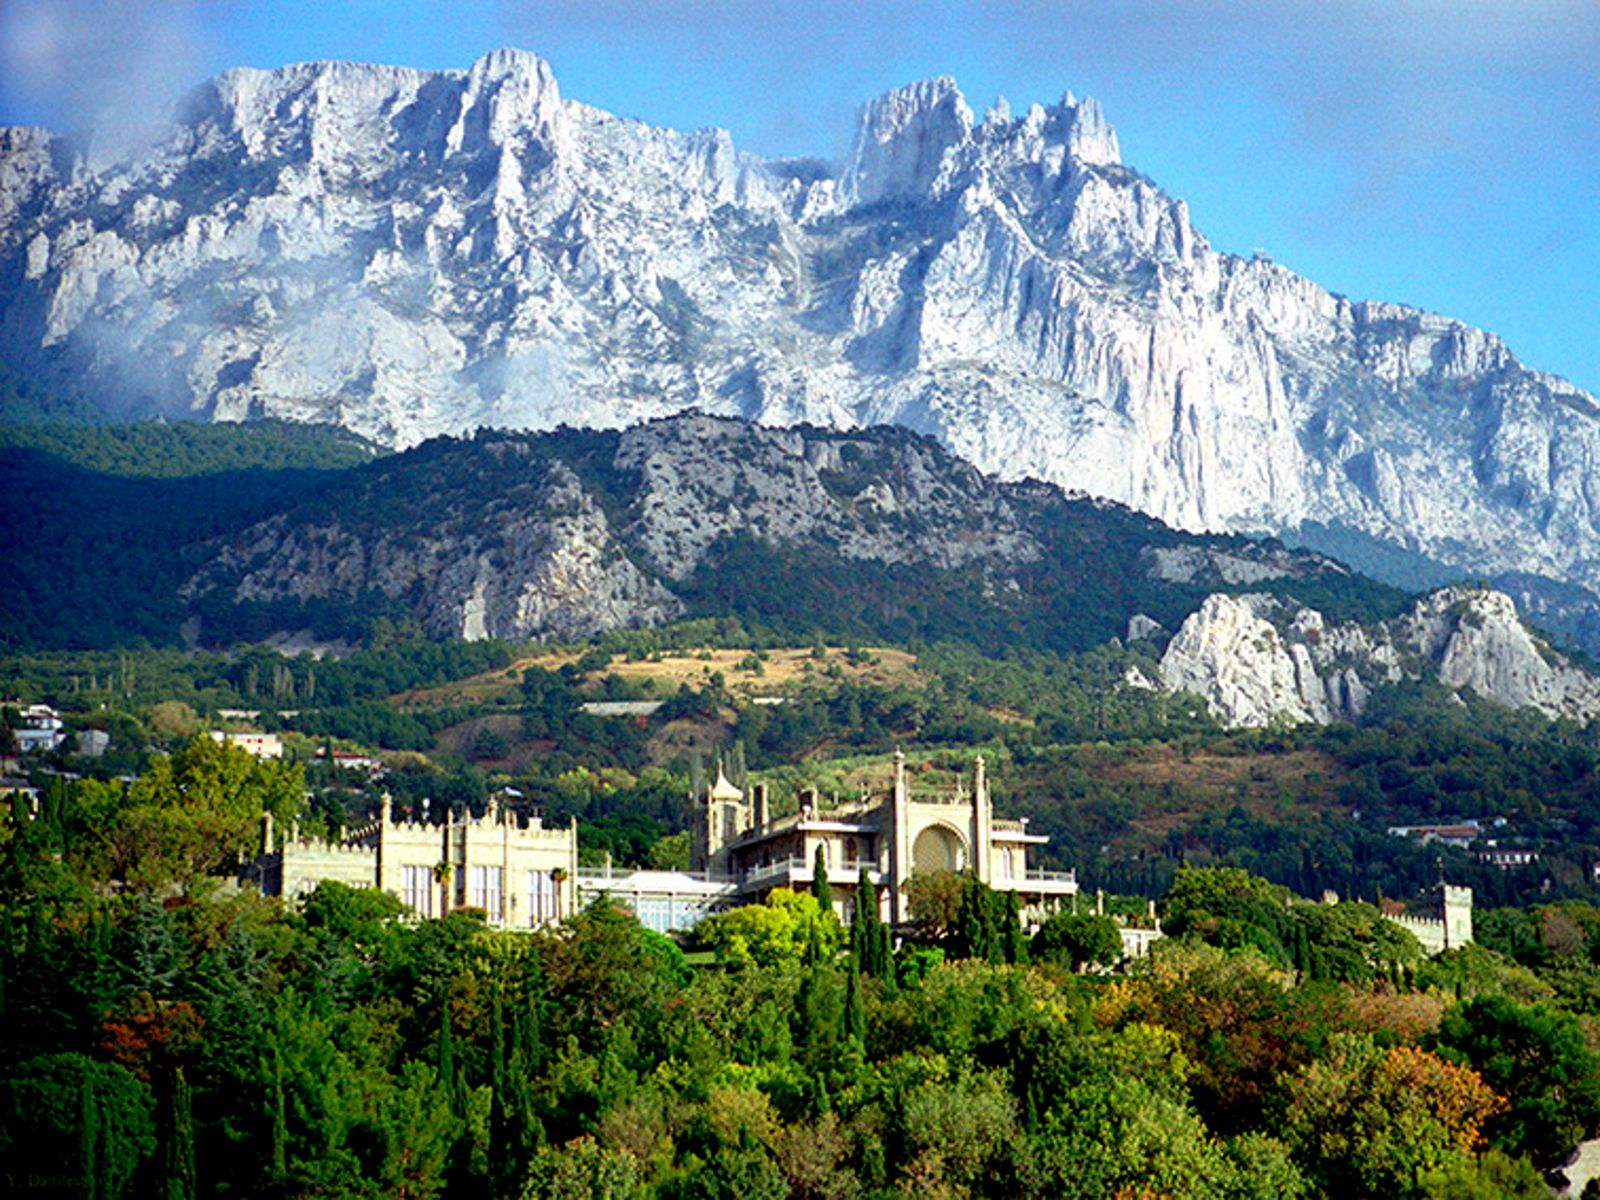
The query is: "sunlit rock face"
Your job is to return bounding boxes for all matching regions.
[6,49,1600,638]
[1159,587,1600,727]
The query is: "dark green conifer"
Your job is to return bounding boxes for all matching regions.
[268,1040,287,1189]
[812,844,832,917]
[877,923,898,995]
[844,957,866,1048]
[162,1066,195,1200]
[1002,889,1028,965]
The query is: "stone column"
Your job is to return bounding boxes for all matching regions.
[973,755,992,884]
[891,749,910,922]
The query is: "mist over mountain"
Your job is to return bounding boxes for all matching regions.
[5,49,1600,644]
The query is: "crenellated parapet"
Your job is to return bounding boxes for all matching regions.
[256,790,579,926]
[1383,883,1473,955]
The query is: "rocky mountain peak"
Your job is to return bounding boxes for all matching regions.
[5,50,1600,652]
[454,47,567,155]
[844,76,973,204]
[1057,93,1120,166]
[1159,586,1600,727]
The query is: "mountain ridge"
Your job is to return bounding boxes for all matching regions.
[5,48,1600,644]
[180,412,1394,650]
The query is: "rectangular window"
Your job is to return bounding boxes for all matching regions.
[528,870,557,925]
[484,866,502,923]
[637,897,671,934]
[1000,848,1014,880]
[467,866,503,920]
[401,865,432,917]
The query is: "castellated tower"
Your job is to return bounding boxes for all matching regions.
[692,763,749,878]
[1442,884,1473,950]
[1384,881,1474,955]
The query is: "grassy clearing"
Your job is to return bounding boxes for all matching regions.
[392,645,927,709]
[1101,747,1344,814]
[1123,748,1341,844]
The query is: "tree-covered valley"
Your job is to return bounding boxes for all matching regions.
[8,419,1600,1197]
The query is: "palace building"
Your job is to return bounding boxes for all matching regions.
[580,752,1079,931]
[253,791,579,927]
[252,753,1077,936]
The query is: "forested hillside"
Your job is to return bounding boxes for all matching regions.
[4,413,1408,653]
[0,417,382,476]
[4,743,1597,1197]
[0,450,354,650]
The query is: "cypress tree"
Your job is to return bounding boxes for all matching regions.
[954,883,979,959]
[81,1071,98,1200]
[1002,890,1028,965]
[955,880,998,961]
[162,1066,196,1200]
[489,988,511,1187]
[436,1007,458,1105]
[796,924,842,1074]
[487,978,544,1195]
[1292,923,1312,981]
[510,997,546,1157]
[849,868,878,974]
[844,957,866,1048]
[801,916,826,968]
[437,1005,474,1197]
[984,888,1005,965]
[812,844,832,917]
[269,1040,288,1190]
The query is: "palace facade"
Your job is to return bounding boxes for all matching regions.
[254,792,579,927]
[254,754,1078,936]
[581,752,1079,931]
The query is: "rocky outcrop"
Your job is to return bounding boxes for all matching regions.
[194,459,682,642]
[1402,589,1600,719]
[1159,587,1600,727]
[181,414,1361,646]
[7,51,1600,644]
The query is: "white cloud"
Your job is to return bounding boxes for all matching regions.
[0,0,220,163]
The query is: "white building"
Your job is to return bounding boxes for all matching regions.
[584,754,1078,933]
[255,792,578,926]
[210,731,284,759]
[14,705,64,754]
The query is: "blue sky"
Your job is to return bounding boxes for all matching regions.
[3,0,1597,395]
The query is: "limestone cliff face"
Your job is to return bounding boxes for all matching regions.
[1159,587,1600,727]
[1401,589,1600,719]
[6,51,1600,643]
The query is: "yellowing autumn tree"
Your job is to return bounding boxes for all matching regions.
[74,735,302,893]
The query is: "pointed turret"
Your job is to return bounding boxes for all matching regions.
[693,759,748,876]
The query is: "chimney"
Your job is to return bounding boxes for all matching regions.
[753,782,769,830]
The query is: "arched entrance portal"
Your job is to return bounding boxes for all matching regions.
[912,824,969,874]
